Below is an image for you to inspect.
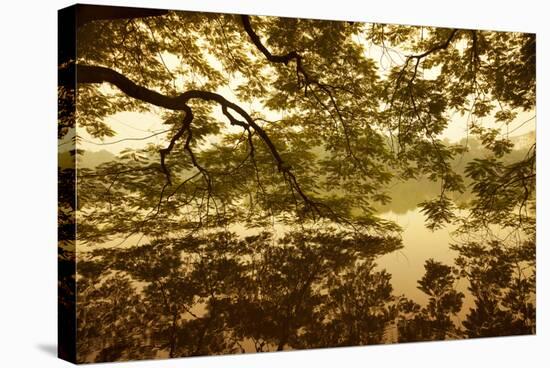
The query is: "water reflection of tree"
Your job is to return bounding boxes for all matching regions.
[75,230,402,361]
[74,225,535,362]
[453,146,536,338]
[454,238,536,337]
[58,165,77,361]
[315,262,395,346]
[76,274,153,361]
[396,234,535,343]
[397,260,464,342]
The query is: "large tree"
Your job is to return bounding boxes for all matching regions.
[58,4,536,362]
[59,6,534,235]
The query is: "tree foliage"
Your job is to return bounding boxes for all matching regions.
[57,5,536,362]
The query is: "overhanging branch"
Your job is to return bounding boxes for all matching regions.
[240,15,300,65]
[390,29,459,108]
[240,15,371,177]
[64,63,318,213]
[240,15,313,87]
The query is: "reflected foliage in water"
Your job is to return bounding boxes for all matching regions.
[73,225,535,362]
[76,230,403,360]
[454,238,536,338]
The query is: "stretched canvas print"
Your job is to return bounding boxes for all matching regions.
[58,4,536,364]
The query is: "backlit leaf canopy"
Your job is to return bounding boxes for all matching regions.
[57,6,535,362]
[58,6,535,238]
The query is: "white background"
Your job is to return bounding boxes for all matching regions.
[0,0,547,366]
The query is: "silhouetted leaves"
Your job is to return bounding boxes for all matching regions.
[58,5,536,362]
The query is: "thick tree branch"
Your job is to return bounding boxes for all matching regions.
[240,15,312,87]
[240,15,371,177]
[240,15,302,66]
[159,105,193,185]
[409,29,459,60]
[390,29,459,107]
[65,63,320,213]
[64,63,284,164]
